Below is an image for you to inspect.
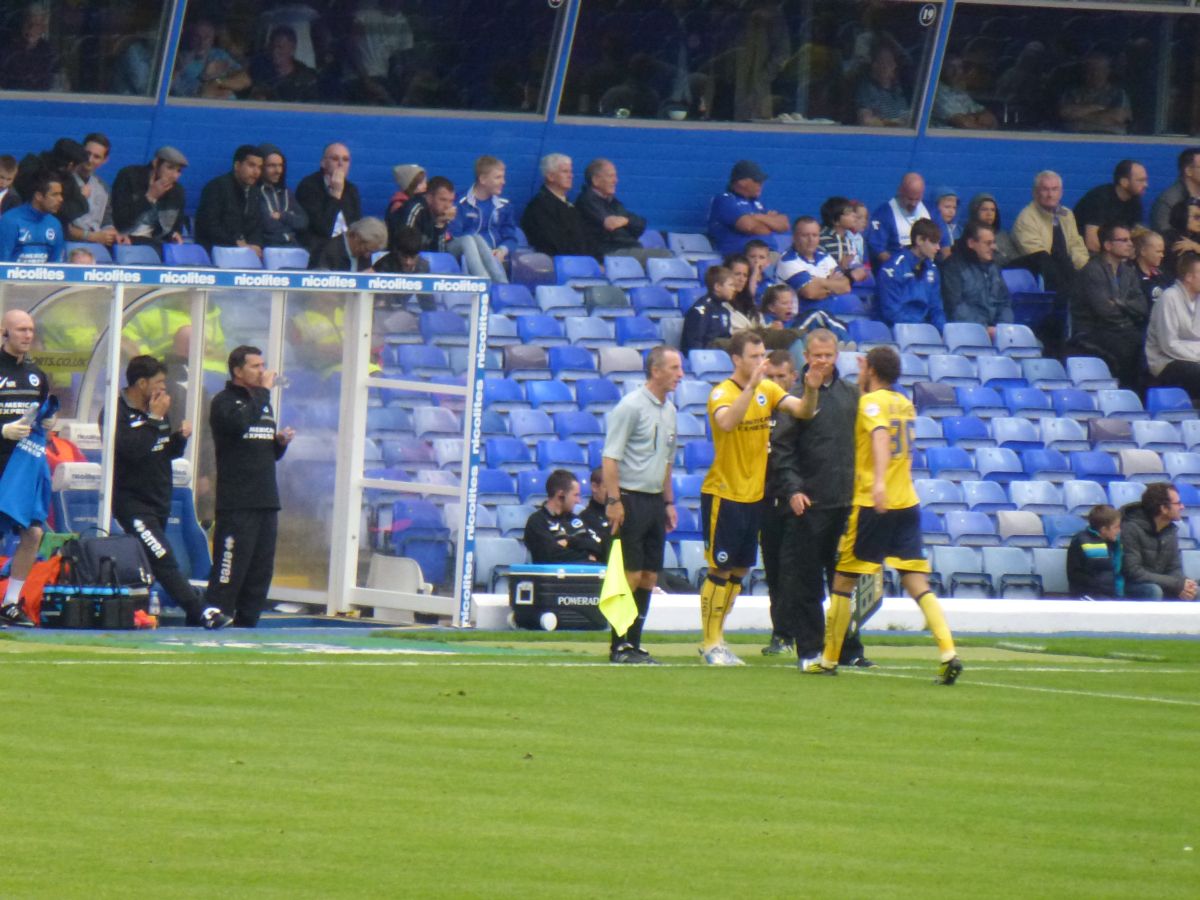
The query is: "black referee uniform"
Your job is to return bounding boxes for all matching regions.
[207,380,287,627]
[0,348,49,488]
[111,394,208,625]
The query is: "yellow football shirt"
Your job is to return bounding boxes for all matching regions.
[851,388,920,509]
[702,377,786,502]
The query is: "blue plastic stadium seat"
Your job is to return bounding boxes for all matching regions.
[1000,386,1052,419]
[114,243,161,266]
[210,244,264,270]
[976,446,1023,483]
[163,243,212,267]
[553,410,604,444]
[535,439,587,471]
[976,356,1024,391]
[994,322,1041,358]
[503,345,551,380]
[517,469,555,503]
[485,437,536,473]
[413,407,460,439]
[666,232,721,261]
[1087,417,1135,451]
[1132,420,1185,453]
[894,322,946,356]
[614,315,661,349]
[1009,480,1066,515]
[420,310,469,346]
[419,251,461,274]
[928,355,979,387]
[486,315,519,348]
[1146,387,1194,422]
[1020,448,1073,482]
[1063,480,1108,515]
[1000,269,1039,293]
[1097,389,1148,421]
[509,409,556,444]
[646,256,699,289]
[564,317,614,348]
[941,416,994,449]
[1070,450,1121,486]
[913,415,944,449]
[675,411,707,445]
[962,480,1014,513]
[1021,358,1071,390]
[477,468,518,504]
[847,320,893,348]
[525,380,576,412]
[912,382,962,418]
[1044,514,1087,548]
[673,379,711,415]
[483,377,528,412]
[393,344,451,376]
[517,314,568,346]
[639,229,667,250]
[925,446,979,481]
[915,478,966,513]
[688,349,733,380]
[1049,388,1097,420]
[575,377,622,413]
[684,442,714,473]
[994,510,1048,548]
[955,386,1007,419]
[943,322,995,357]
[1108,480,1146,509]
[554,255,607,287]
[492,283,539,315]
[829,292,873,320]
[1040,417,1090,452]
[603,255,650,287]
[535,285,587,318]
[671,472,706,509]
[1164,451,1200,482]
[899,353,928,387]
[1067,357,1118,390]
[262,246,309,270]
[991,417,1043,452]
[629,285,679,318]
[546,345,597,380]
[920,509,949,545]
[945,510,1001,546]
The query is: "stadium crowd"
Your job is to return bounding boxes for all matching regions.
[2,126,1200,640]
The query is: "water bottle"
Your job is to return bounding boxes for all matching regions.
[148,590,161,617]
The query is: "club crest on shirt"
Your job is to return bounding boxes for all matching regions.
[756,393,767,406]
[28,374,40,387]
[865,402,880,417]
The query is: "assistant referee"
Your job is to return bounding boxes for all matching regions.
[601,345,683,664]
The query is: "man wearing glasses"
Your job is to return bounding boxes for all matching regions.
[1067,223,1148,391]
[295,142,362,255]
[1119,483,1198,601]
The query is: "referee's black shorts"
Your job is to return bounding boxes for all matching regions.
[617,489,667,573]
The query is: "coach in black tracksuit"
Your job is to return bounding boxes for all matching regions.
[207,345,293,627]
[111,355,226,628]
[769,332,869,665]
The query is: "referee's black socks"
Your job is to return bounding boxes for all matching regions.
[612,587,652,651]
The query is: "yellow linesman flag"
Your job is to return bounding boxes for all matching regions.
[599,538,638,636]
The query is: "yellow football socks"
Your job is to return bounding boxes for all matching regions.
[821,591,853,666]
[916,591,957,661]
[699,575,727,651]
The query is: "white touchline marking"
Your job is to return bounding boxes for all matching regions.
[866,669,1200,707]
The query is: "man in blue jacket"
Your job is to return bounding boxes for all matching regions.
[876,218,944,328]
[0,174,65,263]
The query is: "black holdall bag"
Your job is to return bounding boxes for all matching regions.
[60,529,154,593]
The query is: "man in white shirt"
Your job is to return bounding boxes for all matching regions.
[1146,251,1200,401]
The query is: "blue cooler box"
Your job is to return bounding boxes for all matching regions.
[507,564,607,631]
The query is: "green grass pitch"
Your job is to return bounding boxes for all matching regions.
[1,630,1197,899]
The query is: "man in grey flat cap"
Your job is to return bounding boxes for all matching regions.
[111,145,189,247]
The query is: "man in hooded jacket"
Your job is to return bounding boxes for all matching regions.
[255,143,309,248]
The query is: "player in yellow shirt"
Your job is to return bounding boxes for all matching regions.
[803,346,963,683]
[699,331,821,665]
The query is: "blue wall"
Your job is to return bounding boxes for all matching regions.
[0,45,1186,237]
